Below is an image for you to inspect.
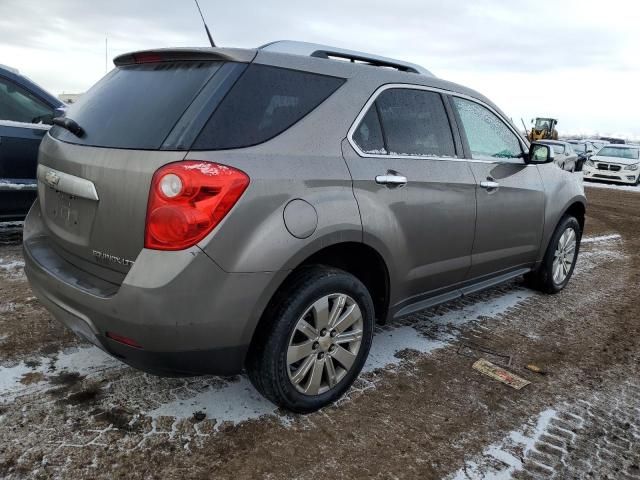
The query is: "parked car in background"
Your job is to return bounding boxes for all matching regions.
[538,140,579,171]
[23,41,586,412]
[584,144,640,185]
[567,140,596,168]
[584,139,609,151]
[0,64,64,221]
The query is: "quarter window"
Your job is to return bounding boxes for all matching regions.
[453,97,523,161]
[0,76,54,125]
[352,88,456,158]
[352,105,386,154]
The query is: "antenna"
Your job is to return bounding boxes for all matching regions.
[194,0,216,47]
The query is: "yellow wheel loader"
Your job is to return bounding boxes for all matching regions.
[525,117,559,141]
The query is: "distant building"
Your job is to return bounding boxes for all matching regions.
[58,93,83,104]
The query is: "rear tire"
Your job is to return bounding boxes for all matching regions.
[247,266,375,413]
[526,216,581,294]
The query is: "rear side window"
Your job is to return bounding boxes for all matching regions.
[352,88,455,158]
[51,62,223,149]
[193,65,345,150]
[0,76,54,124]
[452,97,523,160]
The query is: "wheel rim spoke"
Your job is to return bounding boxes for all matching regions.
[291,355,316,385]
[287,340,315,365]
[335,329,363,345]
[311,296,331,330]
[324,357,338,388]
[304,357,325,395]
[327,294,347,328]
[331,345,356,370]
[297,319,318,339]
[332,304,361,333]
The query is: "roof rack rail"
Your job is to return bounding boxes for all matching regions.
[259,40,434,77]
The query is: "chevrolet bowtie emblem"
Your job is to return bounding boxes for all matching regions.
[44,170,60,188]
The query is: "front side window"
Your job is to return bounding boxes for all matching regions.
[453,97,523,161]
[0,76,53,124]
[352,88,455,158]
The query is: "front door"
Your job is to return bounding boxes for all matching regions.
[342,87,477,308]
[450,96,545,279]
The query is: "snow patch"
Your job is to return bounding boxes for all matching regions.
[581,233,622,244]
[0,119,51,130]
[449,408,558,480]
[147,377,283,429]
[584,181,640,193]
[0,346,122,402]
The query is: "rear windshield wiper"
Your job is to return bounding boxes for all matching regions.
[52,117,85,138]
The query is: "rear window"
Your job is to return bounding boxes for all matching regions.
[51,62,223,149]
[192,65,345,150]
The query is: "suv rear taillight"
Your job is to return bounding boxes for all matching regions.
[145,161,249,251]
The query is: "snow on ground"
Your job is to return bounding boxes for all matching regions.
[584,180,640,193]
[449,408,559,480]
[0,233,624,431]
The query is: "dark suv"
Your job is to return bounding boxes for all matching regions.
[23,41,586,412]
[0,64,64,220]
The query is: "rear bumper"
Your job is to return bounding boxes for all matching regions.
[23,202,284,376]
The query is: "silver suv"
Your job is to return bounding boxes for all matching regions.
[23,41,586,412]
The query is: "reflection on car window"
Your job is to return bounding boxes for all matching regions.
[549,144,565,155]
[453,97,522,160]
[375,89,456,158]
[0,77,53,124]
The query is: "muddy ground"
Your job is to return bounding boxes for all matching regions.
[1,182,639,480]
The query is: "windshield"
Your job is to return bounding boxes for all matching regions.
[535,119,553,130]
[572,143,586,153]
[597,147,640,160]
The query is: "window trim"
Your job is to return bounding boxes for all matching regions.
[347,83,529,164]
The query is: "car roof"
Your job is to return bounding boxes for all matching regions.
[118,42,515,135]
[539,140,566,145]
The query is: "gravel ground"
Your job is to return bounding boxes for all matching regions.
[0,185,639,479]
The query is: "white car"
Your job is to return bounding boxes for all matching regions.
[584,145,640,185]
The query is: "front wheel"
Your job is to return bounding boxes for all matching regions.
[247,266,375,413]
[526,216,581,294]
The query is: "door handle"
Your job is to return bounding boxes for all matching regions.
[375,174,408,186]
[480,179,500,190]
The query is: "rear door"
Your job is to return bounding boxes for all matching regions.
[450,95,545,280]
[0,75,53,219]
[343,86,477,308]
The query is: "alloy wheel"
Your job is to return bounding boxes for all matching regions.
[287,293,363,396]
[552,227,577,284]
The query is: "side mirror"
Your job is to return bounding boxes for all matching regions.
[527,142,555,164]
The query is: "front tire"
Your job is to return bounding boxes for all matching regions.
[526,215,581,294]
[247,266,375,413]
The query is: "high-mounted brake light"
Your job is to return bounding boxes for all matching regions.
[145,161,249,251]
[132,52,164,64]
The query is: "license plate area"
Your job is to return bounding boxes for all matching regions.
[42,186,97,246]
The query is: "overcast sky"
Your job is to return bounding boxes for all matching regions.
[1,0,638,139]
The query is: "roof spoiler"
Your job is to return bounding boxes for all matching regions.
[260,40,434,77]
[113,47,257,66]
